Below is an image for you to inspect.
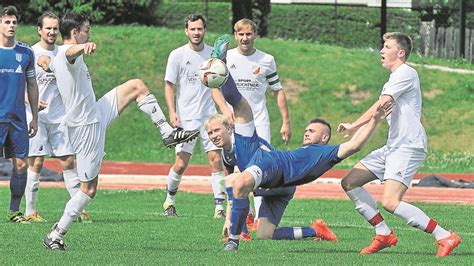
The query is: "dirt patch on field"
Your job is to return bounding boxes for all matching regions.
[423,88,443,99]
[334,84,371,105]
[282,79,307,102]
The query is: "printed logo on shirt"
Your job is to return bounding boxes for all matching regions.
[15,65,23,73]
[16,53,22,62]
[152,106,157,113]
[252,66,260,76]
[186,61,191,65]
[230,64,236,69]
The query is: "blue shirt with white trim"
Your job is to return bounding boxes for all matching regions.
[0,41,35,124]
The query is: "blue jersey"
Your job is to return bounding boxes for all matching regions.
[249,143,342,188]
[0,41,36,124]
[234,130,274,171]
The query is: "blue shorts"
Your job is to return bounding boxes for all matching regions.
[234,131,273,171]
[255,186,296,226]
[0,121,29,158]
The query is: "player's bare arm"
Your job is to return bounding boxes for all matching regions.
[211,88,234,124]
[337,105,386,159]
[65,42,97,64]
[273,89,291,145]
[337,95,393,137]
[26,78,39,137]
[164,81,179,128]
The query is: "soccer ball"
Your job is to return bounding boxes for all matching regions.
[199,58,229,88]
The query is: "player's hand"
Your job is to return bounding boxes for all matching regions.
[222,220,231,240]
[83,42,97,55]
[38,100,47,112]
[28,118,38,137]
[37,55,52,72]
[337,122,355,138]
[379,100,393,117]
[169,112,180,128]
[222,109,235,126]
[280,123,291,145]
[373,105,388,121]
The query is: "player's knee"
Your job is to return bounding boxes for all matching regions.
[15,160,28,173]
[29,160,44,173]
[59,155,75,170]
[341,177,355,192]
[172,161,188,175]
[233,177,252,198]
[256,230,272,240]
[130,79,149,95]
[381,198,399,213]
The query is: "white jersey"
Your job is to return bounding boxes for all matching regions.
[226,48,282,126]
[51,44,98,126]
[381,63,428,152]
[27,44,65,124]
[164,44,216,119]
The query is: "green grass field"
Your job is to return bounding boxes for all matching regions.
[15,25,473,173]
[0,187,471,264]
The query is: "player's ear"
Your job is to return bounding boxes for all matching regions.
[322,134,330,144]
[398,49,406,59]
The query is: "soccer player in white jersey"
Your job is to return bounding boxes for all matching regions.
[338,32,461,257]
[225,18,291,227]
[23,12,85,223]
[161,13,232,218]
[39,12,199,250]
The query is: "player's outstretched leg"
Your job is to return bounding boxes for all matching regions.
[211,34,230,61]
[117,79,200,148]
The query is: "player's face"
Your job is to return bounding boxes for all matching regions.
[380,39,404,72]
[185,19,205,46]
[303,123,329,145]
[38,17,59,45]
[0,15,17,39]
[206,120,231,148]
[75,21,91,44]
[235,26,256,55]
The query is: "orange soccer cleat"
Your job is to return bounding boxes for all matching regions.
[246,213,255,232]
[311,219,337,242]
[360,231,398,254]
[436,231,461,257]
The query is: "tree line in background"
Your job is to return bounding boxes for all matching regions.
[2,0,472,51]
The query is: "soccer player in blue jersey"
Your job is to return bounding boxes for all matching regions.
[204,39,388,251]
[214,136,338,243]
[0,6,40,224]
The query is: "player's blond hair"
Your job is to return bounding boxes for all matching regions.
[204,114,231,131]
[383,32,412,61]
[234,18,257,33]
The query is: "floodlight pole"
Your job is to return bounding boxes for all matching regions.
[460,0,466,58]
[380,0,387,48]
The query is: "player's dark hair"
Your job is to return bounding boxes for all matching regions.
[37,12,59,28]
[307,118,332,143]
[185,13,207,29]
[1,5,19,20]
[60,12,89,40]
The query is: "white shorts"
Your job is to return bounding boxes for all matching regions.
[69,88,119,182]
[175,116,220,155]
[255,124,271,143]
[28,122,74,157]
[360,145,426,187]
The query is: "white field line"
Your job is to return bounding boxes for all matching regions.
[408,62,474,74]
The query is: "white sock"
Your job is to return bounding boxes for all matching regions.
[346,187,391,235]
[25,169,40,216]
[137,94,173,137]
[57,190,92,232]
[211,171,225,206]
[393,201,450,240]
[63,168,80,198]
[165,169,182,205]
[253,196,262,219]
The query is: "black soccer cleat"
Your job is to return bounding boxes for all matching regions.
[163,128,199,148]
[43,235,66,250]
[163,205,178,217]
[223,239,239,252]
